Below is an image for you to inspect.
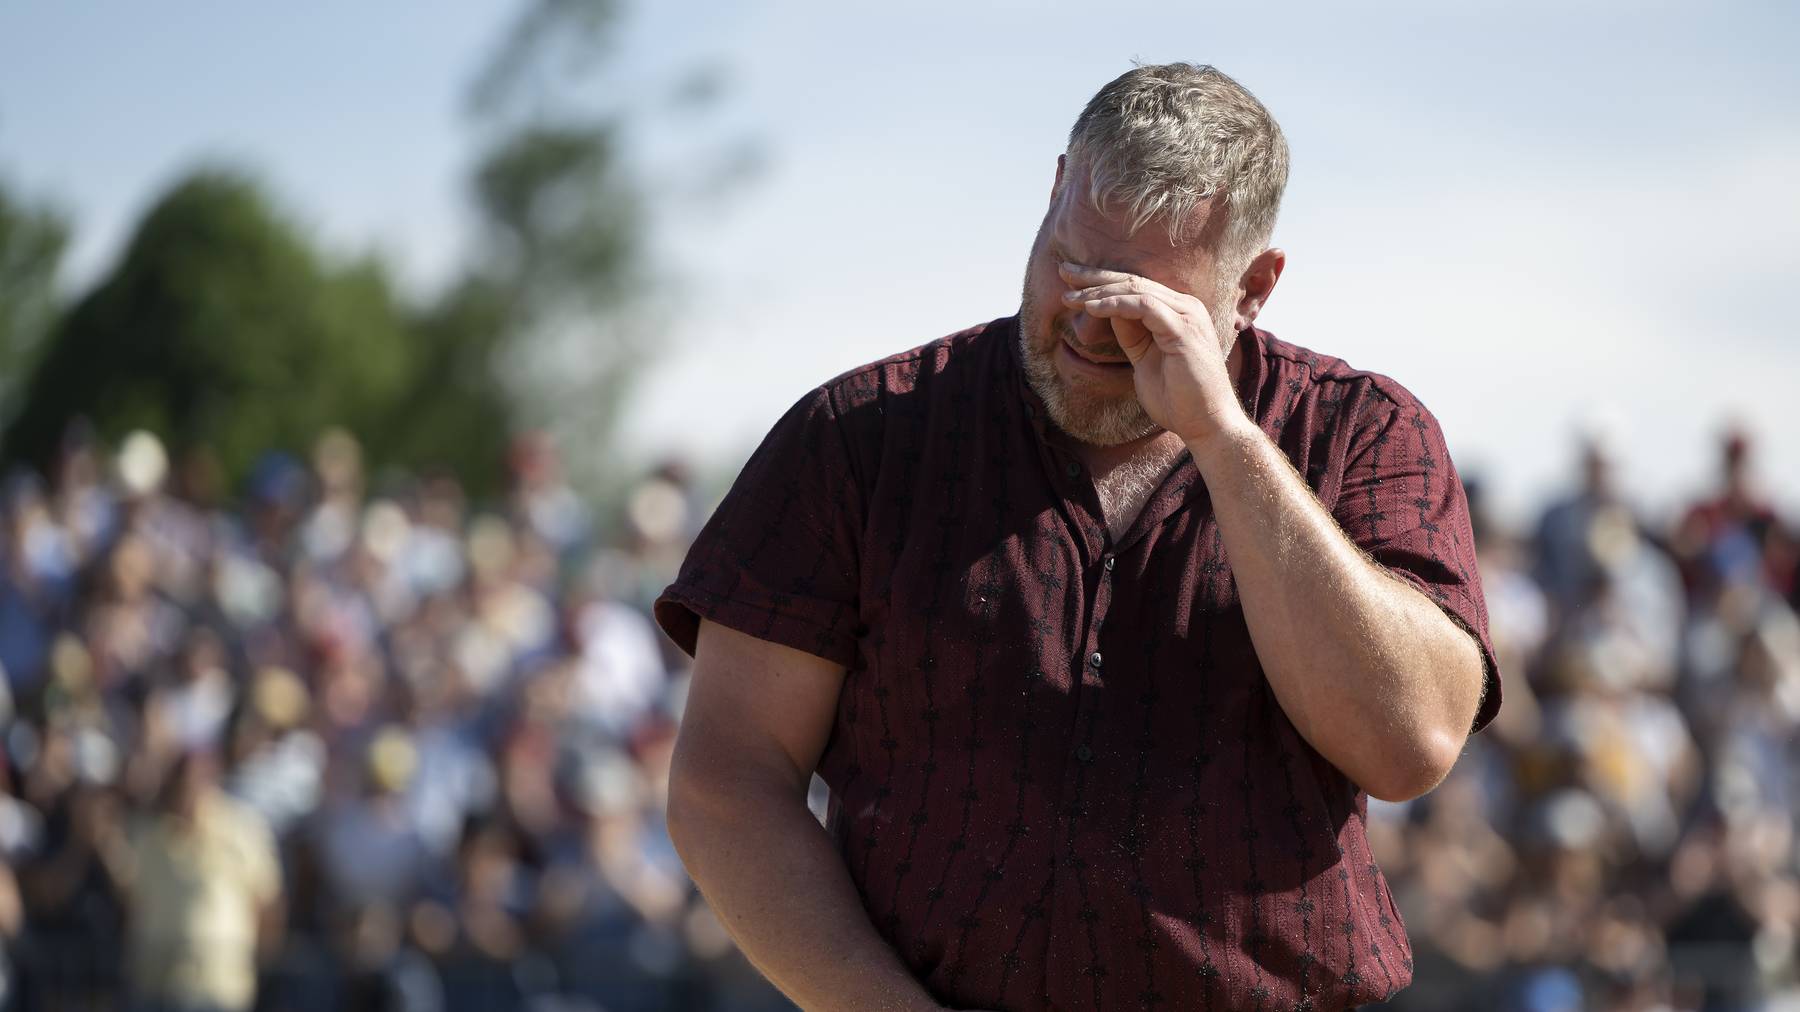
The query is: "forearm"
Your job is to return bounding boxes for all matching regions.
[667,779,940,1012]
[1189,422,1482,800]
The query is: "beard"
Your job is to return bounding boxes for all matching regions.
[1018,284,1158,446]
[1017,259,1239,448]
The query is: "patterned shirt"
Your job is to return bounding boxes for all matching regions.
[655,316,1500,1010]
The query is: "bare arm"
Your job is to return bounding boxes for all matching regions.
[666,619,943,1011]
[1066,259,1485,801]
[1188,423,1485,800]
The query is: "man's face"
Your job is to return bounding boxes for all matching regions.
[1019,159,1241,446]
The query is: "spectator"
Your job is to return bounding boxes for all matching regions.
[8,414,1793,1010]
[1675,426,1792,599]
[123,748,282,1012]
[1535,422,1630,610]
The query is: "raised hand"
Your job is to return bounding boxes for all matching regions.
[1058,261,1248,448]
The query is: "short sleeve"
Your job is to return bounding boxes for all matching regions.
[654,384,864,668]
[1332,387,1502,732]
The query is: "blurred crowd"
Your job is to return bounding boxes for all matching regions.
[0,424,793,1012]
[1,417,1797,1012]
[1376,426,1800,1012]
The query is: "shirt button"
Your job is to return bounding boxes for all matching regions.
[1075,744,1094,763]
[1065,460,1081,479]
[1103,555,1116,571]
[1088,651,1103,668]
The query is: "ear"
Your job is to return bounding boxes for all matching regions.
[1052,154,1066,200]
[1233,248,1286,330]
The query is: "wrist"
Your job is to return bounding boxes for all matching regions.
[1183,417,1263,473]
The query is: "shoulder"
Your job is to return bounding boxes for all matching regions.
[1254,327,1443,439]
[810,316,1016,418]
[760,317,1015,480]
[711,316,1014,516]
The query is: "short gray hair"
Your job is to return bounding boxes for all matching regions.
[1067,63,1290,274]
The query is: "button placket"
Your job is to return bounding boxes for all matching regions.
[1083,546,1114,681]
[1049,542,1116,999]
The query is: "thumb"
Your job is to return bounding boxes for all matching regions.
[1111,318,1154,362]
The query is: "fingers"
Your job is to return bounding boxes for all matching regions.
[1064,280,1192,334]
[1058,261,1174,300]
[1080,294,1188,359]
[1080,292,1186,329]
[1058,262,1207,315]
[1057,261,1216,357]
[1061,280,1173,308]
[1059,261,1141,287]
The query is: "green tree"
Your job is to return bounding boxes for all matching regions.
[0,179,69,422]
[447,0,757,500]
[0,170,422,483]
[2,0,751,497]
[372,274,518,491]
[445,0,649,497]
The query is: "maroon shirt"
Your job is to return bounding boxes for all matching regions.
[656,316,1499,1011]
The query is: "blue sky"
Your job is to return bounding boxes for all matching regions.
[3,1,1796,525]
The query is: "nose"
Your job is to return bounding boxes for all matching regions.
[1068,311,1119,356]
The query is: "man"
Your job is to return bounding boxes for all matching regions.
[1673,427,1791,597]
[124,748,284,1012]
[658,63,1498,1010]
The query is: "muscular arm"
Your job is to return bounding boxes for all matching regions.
[665,619,942,1012]
[1065,258,1486,802]
[1188,423,1485,801]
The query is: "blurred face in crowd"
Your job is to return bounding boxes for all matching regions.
[1723,433,1753,497]
[106,534,156,602]
[160,750,218,820]
[1017,156,1243,447]
[1581,442,1614,498]
[179,628,226,684]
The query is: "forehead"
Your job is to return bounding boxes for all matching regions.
[1046,166,1219,290]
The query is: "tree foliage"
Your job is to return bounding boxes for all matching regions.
[449,0,653,496]
[1,171,422,482]
[1,0,742,497]
[373,275,517,490]
[0,181,69,421]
